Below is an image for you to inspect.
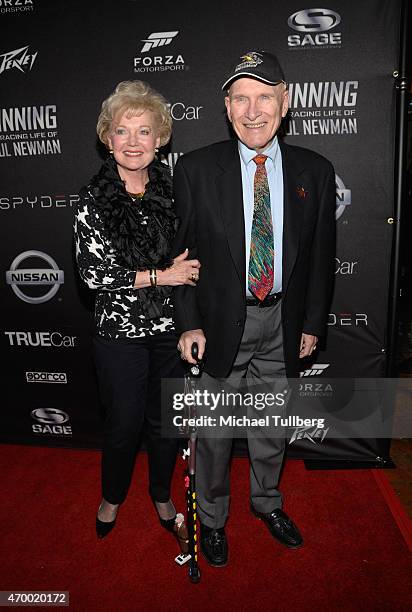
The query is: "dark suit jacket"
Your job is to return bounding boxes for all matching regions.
[172,139,336,378]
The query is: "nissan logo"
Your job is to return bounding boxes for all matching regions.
[288,8,341,32]
[31,408,69,425]
[6,250,64,304]
[335,174,351,220]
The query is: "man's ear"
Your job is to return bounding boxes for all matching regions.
[224,95,232,122]
[281,87,289,118]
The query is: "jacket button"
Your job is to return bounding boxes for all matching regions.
[235,320,242,326]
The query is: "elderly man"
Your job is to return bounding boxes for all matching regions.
[172,51,336,566]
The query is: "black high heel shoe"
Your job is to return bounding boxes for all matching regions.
[96,516,117,539]
[96,502,118,539]
[159,516,176,532]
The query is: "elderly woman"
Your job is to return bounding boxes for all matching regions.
[74,80,200,539]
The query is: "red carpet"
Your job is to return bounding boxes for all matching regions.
[1,445,411,611]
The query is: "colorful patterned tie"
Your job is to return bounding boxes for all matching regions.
[248,154,274,301]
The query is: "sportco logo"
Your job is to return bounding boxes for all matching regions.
[287,8,342,48]
[141,31,178,53]
[134,31,186,73]
[0,44,37,74]
[26,371,67,383]
[6,250,64,304]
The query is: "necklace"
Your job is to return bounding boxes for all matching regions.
[127,190,145,199]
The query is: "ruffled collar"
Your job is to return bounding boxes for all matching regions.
[85,155,178,319]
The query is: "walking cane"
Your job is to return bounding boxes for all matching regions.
[184,342,202,583]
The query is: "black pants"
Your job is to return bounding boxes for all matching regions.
[93,332,183,505]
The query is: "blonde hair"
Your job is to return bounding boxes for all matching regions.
[96,80,172,148]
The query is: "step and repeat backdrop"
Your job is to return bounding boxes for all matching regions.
[0,0,401,460]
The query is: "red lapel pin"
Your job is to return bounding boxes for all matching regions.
[296,186,307,199]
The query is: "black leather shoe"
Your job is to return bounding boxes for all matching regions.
[200,523,228,567]
[251,507,303,549]
[96,516,116,539]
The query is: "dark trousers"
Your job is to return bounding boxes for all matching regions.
[93,332,183,505]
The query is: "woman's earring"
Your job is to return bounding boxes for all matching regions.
[109,149,114,154]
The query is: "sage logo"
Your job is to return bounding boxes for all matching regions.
[6,250,64,304]
[288,8,341,32]
[31,408,69,424]
[335,174,351,220]
[26,371,67,383]
[141,31,178,53]
[0,44,37,74]
[287,9,342,49]
[31,407,72,436]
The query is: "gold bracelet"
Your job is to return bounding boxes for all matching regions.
[149,269,157,287]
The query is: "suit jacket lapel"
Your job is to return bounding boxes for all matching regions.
[280,141,305,294]
[215,141,246,289]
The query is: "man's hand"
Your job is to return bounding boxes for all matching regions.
[178,329,206,364]
[300,333,318,358]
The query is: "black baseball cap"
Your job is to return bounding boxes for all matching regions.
[221,50,285,91]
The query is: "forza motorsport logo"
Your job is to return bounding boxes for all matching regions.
[0,0,34,14]
[287,8,342,49]
[0,45,37,74]
[6,250,64,304]
[134,30,188,73]
[31,408,72,437]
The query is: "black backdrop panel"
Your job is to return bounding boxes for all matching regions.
[0,0,401,458]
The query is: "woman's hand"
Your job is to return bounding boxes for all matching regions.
[157,249,201,286]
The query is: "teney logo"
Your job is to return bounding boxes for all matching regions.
[31,407,72,436]
[289,424,329,444]
[141,31,178,53]
[6,250,64,304]
[0,45,37,74]
[134,30,187,73]
[300,364,330,377]
[335,257,358,275]
[5,331,76,347]
[26,371,67,383]
[0,0,34,14]
[335,174,351,220]
[287,8,342,48]
[0,193,79,211]
[328,313,368,326]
